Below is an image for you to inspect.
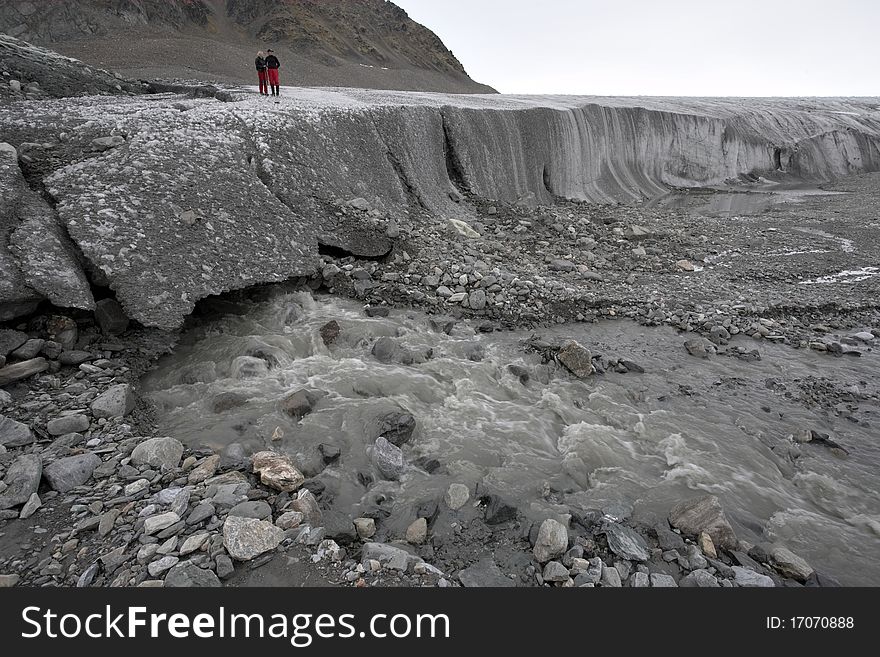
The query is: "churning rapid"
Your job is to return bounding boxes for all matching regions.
[142,291,880,586]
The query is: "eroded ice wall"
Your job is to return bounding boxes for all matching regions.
[2,89,879,327]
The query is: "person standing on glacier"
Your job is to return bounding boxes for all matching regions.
[255,51,268,96]
[265,49,281,97]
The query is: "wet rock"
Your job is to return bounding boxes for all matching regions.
[769,545,813,581]
[557,340,593,378]
[280,389,323,420]
[534,518,568,563]
[684,338,714,358]
[0,357,48,386]
[732,566,774,587]
[603,523,649,562]
[319,320,340,346]
[372,336,399,363]
[405,517,427,545]
[679,569,720,587]
[251,451,305,492]
[508,364,530,385]
[43,453,101,492]
[211,392,248,413]
[444,483,470,510]
[372,436,405,481]
[668,495,737,550]
[181,362,217,384]
[90,384,135,418]
[0,415,33,447]
[370,408,416,446]
[131,437,184,470]
[94,298,129,334]
[459,557,515,587]
[318,443,341,464]
[364,306,390,318]
[228,500,272,520]
[223,516,284,561]
[164,561,221,587]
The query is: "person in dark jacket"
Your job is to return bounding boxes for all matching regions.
[265,49,281,97]
[255,51,268,95]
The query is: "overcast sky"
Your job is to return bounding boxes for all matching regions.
[393,0,880,96]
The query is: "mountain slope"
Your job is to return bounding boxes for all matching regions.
[0,0,494,93]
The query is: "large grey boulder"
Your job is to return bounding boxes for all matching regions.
[131,437,184,470]
[223,515,284,561]
[90,384,135,418]
[43,453,101,492]
[557,341,593,378]
[668,495,738,550]
[0,453,42,509]
[372,436,405,480]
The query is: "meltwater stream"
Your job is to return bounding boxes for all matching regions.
[142,293,880,585]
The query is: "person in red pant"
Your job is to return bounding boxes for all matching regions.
[255,51,268,96]
[265,49,281,97]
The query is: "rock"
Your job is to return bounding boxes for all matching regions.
[0,415,33,447]
[275,511,304,530]
[650,573,678,587]
[557,341,593,378]
[630,572,650,588]
[370,409,416,446]
[364,306,389,317]
[676,259,696,271]
[0,329,28,356]
[288,488,321,526]
[600,564,622,587]
[90,135,125,152]
[228,500,272,520]
[179,533,210,556]
[769,545,813,581]
[668,495,737,550]
[732,566,774,587]
[319,320,340,346]
[94,298,129,334]
[19,492,41,519]
[373,436,405,480]
[372,336,398,363]
[280,388,325,420]
[58,351,93,366]
[188,454,220,484]
[90,384,135,418]
[459,557,515,587]
[211,392,248,413]
[215,555,235,579]
[0,574,21,587]
[43,453,101,492]
[444,483,470,510]
[448,218,480,238]
[144,512,181,535]
[469,289,487,310]
[223,516,284,560]
[148,556,180,577]
[534,518,568,563]
[46,414,89,436]
[603,524,649,562]
[684,338,713,358]
[698,532,718,558]
[164,561,221,587]
[251,451,305,492]
[543,561,570,583]
[8,80,21,93]
[318,443,341,464]
[11,338,44,360]
[0,357,49,386]
[131,437,184,470]
[0,454,42,509]
[186,502,215,525]
[405,517,427,544]
[347,197,371,211]
[354,517,376,539]
[679,569,720,587]
[482,495,517,524]
[361,542,423,572]
[624,225,651,240]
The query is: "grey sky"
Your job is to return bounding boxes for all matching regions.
[393,0,880,96]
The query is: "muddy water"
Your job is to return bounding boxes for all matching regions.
[142,293,880,585]
[647,186,848,217]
